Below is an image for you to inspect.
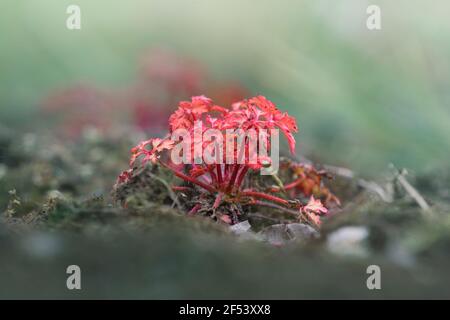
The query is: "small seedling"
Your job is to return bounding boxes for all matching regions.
[117,96,339,228]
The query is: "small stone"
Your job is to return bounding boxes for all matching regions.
[229,220,260,241]
[326,226,369,258]
[47,190,66,201]
[229,220,251,235]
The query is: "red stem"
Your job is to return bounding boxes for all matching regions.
[188,204,202,215]
[227,164,241,192]
[268,178,303,193]
[172,186,193,192]
[209,169,217,185]
[236,166,249,188]
[241,190,290,206]
[224,164,229,179]
[213,192,223,209]
[159,161,216,193]
[216,164,223,185]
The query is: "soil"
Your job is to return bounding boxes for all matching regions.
[1,126,449,299]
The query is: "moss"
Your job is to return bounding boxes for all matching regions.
[1,129,450,298]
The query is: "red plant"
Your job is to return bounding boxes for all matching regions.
[118,95,338,227]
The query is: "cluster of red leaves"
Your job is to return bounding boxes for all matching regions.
[120,95,339,228]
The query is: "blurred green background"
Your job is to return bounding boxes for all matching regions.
[1,0,449,174]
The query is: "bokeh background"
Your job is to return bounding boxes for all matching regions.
[2,0,450,300]
[1,0,449,174]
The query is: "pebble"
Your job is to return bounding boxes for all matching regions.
[326,226,369,258]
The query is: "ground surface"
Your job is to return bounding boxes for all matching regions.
[1,126,449,299]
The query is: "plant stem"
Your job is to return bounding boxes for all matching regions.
[209,169,217,185]
[172,186,193,192]
[213,192,223,209]
[268,178,303,192]
[188,204,202,215]
[159,161,216,193]
[236,166,249,188]
[216,164,223,185]
[227,164,241,192]
[241,190,290,206]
